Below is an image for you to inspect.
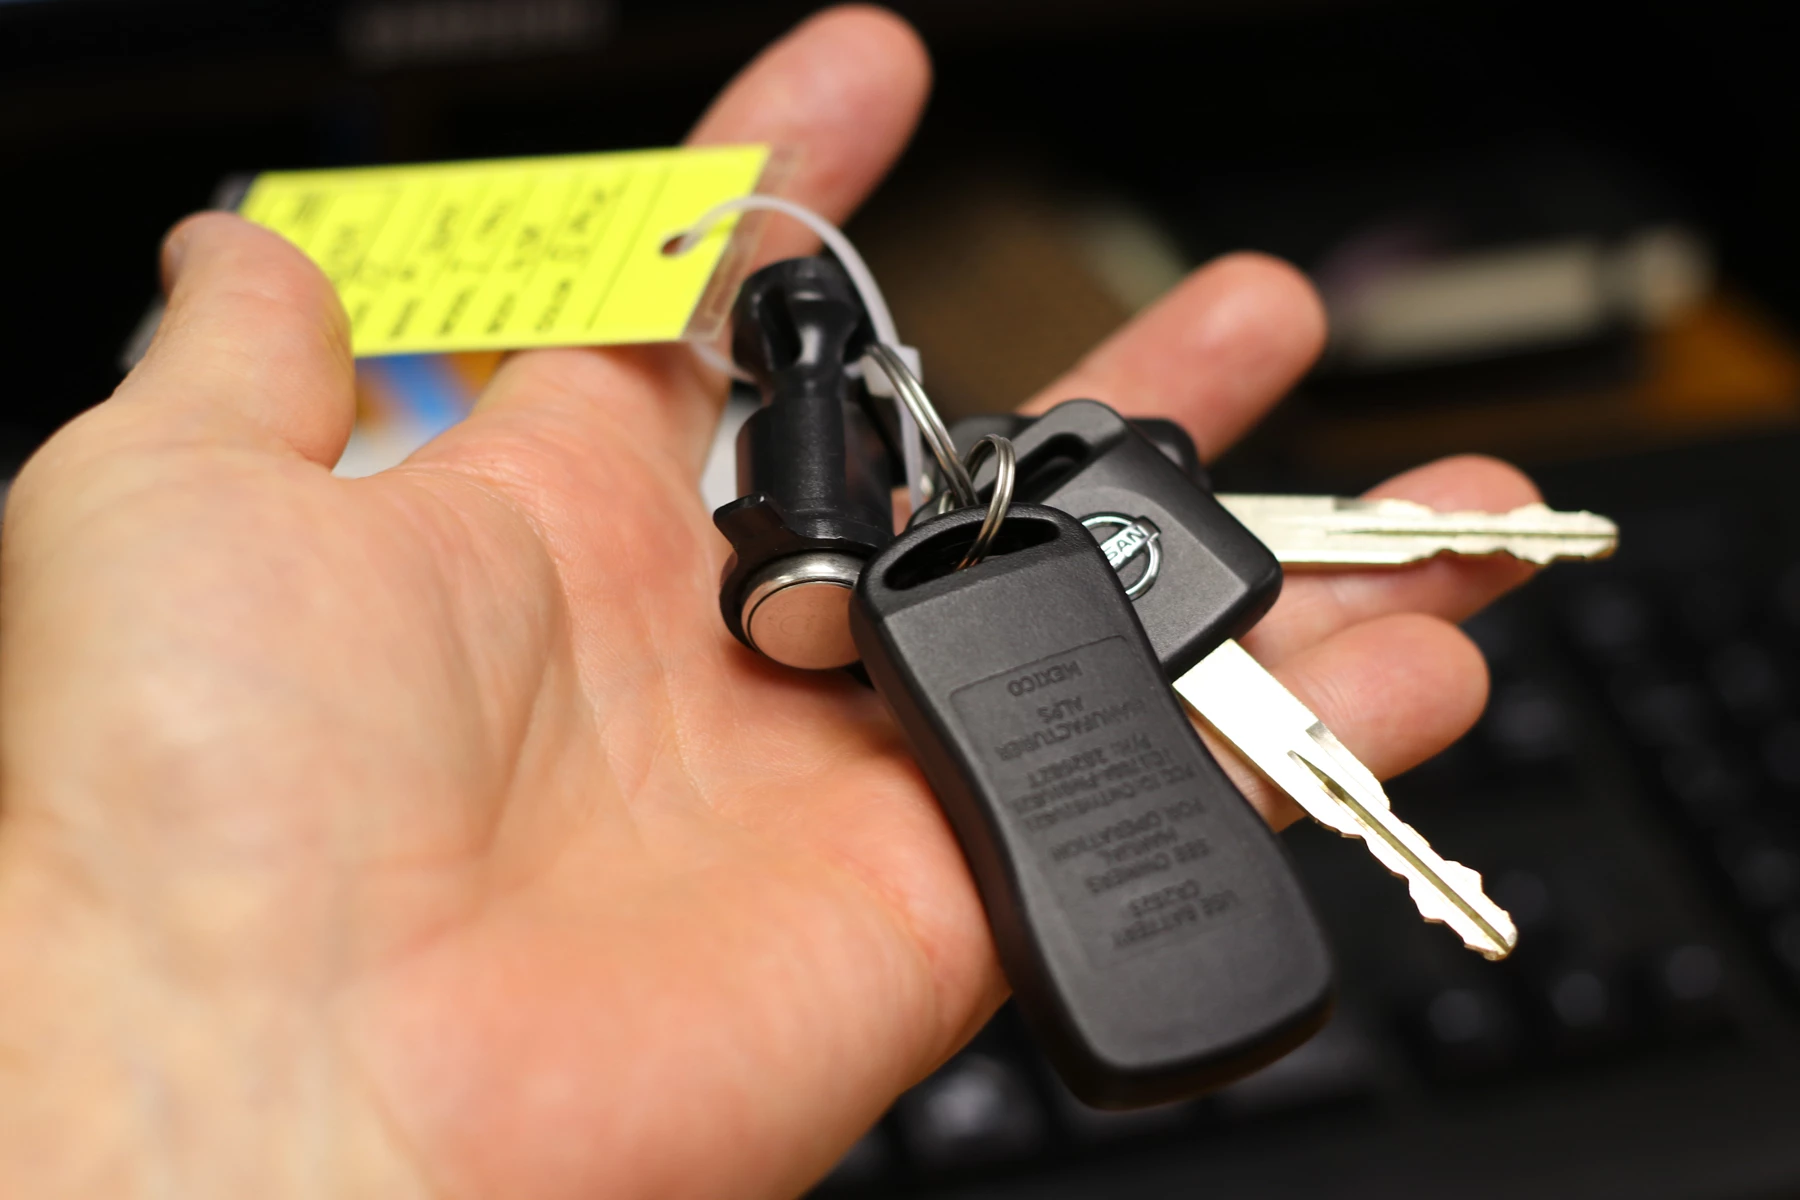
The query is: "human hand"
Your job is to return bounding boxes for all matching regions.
[0,8,1538,1198]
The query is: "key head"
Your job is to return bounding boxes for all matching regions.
[991,400,1281,679]
[852,503,1333,1108]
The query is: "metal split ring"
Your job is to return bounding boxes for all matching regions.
[861,343,975,509]
[955,434,1017,570]
[859,343,1017,570]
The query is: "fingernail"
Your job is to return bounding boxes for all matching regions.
[161,221,197,289]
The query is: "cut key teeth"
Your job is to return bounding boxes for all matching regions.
[1216,495,1619,568]
[1176,638,1518,961]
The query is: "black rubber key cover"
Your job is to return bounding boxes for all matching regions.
[851,503,1333,1108]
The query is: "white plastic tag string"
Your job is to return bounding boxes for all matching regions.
[671,195,930,515]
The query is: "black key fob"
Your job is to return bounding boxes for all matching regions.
[955,401,1281,678]
[851,503,1333,1109]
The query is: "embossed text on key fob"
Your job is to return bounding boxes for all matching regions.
[850,503,1333,1109]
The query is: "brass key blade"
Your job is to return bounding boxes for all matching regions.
[1216,495,1618,567]
[1175,639,1518,960]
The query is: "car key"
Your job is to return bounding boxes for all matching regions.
[1217,494,1617,566]
[851,500,1333,1109]
[955,401,1519,960]
[951,415,1617,568]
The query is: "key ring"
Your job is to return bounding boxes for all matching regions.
[957,433,1017,569]
[858,342,1014,568]
[861,342,974,509]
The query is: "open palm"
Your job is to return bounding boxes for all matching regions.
[0,9,1541,1199]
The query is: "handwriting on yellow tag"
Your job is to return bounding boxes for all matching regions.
[238,144,772,357]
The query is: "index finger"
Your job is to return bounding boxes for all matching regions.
[686,5,932,265]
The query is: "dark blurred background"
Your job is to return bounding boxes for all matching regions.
[5,1,1799,1196]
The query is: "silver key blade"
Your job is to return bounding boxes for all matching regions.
[1216,494,1618,566]
[1174,639,1518,960]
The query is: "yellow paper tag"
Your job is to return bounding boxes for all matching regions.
[238,144,773,357]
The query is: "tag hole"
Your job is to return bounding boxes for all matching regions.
[660,233,687,257]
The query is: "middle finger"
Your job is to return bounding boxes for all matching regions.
[1019,255,1543,663]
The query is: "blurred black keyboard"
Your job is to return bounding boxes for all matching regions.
[814,429,1800,1199]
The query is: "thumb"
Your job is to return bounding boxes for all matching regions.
[117,212,357,467]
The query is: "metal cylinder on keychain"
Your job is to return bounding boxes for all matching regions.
[713,256,895,670]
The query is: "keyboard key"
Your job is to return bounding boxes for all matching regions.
[1410,985,1522,1079]
[1763,719,1800,788]
[1546,967,1623,1039]
[1660,745,1754,826]
[1659,943,1724,1003]
[1620,506,1741,571]
[1776,563,1800,630]
[1482,681,1575,768]
[1676,575,1748,645]
[1769,910,1800,985]
[1647,943,1731,1036]
[896,1053,1046,1172]
[1718,832,1800,911]
[1611,667,1712,747]
[1565,581,1655,661]
[1708,641,1787,724]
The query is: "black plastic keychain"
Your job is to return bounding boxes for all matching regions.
[709,246,1332,1108]
[711,256,898,670]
